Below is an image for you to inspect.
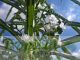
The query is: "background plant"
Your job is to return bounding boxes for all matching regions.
[0,0,80,60]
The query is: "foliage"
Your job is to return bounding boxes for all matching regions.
[0,0,80,60]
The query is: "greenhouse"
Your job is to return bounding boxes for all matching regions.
[0,0,80,60]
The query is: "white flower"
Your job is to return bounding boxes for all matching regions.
[57,40,62,46]
[37,11,42,18]
[57,37,62,46]
[49,14,58,26]
[40,27,45,31]
[60,22,66,29]
[45,15,50,23]
[44,14,59,31]
[38,3,45,9]
[45,24,51,30]
[42,3,47,7]
[20,34,33,42]
[43,11,47,14]
[50,4,54,9]
[9,52,12,54]
[77,27,80,30]
[33,20,35,27]
[38,3,42,8]
[54,32,59,36]
[20,13,26,19]
[17,25,24,30]
[54,25,58,28]
[50,55,57,60]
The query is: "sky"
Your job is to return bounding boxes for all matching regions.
[48,0,78,39]
[0,0,79,38]
[48,0,80,58]
[48,0,80,22]
[0,0,80,59]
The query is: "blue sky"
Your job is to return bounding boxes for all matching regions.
[48,0,78,39]
[0,0,80,53]
[48,0,80,52]
[48,0,80,22]
[0,0,79,38]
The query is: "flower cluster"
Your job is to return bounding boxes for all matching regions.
[20,34,34,42]
[36,2,66,36]
[21,2,66,42]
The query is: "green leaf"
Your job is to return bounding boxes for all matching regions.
[66,21,80,27]
[62,35,80,46]
[61,46,71,54]
[39,0,45,3]
[56,55,61,60]
[71,0,80,6]
[3,38,13,49]
[72,26,80,34]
